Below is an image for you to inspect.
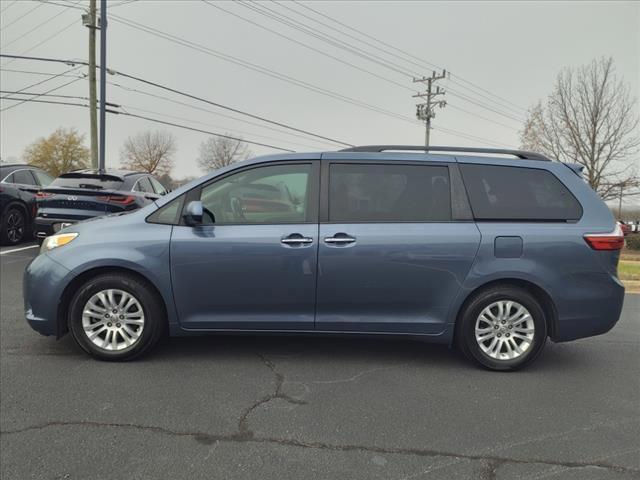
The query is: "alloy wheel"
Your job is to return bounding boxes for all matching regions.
[474,300,535,361]
[81,289,145,351]
[6,211,24,243]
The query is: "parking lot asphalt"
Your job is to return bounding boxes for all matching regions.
[0,245,638,480]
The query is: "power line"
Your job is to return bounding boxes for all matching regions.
[0,2,45,31]
[0,94,297,152]
[27,1,517,147]
[204,1,413,92]
[233,1,419,78]
[1,1,79,50]
[107,13,415,125]
[0,54,353,148]
[220,1,526,130]
[0,96,88,108]
[1,17,78,67]
[0,90,89,100]
[1,1,20,15]
[292,0,528,113]
[108,80,336,148]
[1,75,85,112]
[0,68,85,79]
[117,111,296,152]
[2,65,82,99]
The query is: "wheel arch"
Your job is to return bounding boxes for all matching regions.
[452,278,558,345]
[56,266,169,338]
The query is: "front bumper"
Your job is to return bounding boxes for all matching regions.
[23,252,73,337]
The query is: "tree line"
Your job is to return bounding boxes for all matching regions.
[19,127,252,188]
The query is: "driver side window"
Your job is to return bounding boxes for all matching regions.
[199,163,313,225]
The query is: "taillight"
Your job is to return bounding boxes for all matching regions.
[36,191,55,199]
[584,224,625,251]
[96,195,136,205]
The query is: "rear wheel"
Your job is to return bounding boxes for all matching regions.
[68,273,165,361]
[457,286,547,371]
[1,207,26,245]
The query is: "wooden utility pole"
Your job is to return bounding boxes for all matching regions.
[413,70,447,147]
[87,0,98,169]
[98,0,107,173]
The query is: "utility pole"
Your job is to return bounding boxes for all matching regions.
[83,0,98,169]
[413,70,447,147]
[98,0,107,173]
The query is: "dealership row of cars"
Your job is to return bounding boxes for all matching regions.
[0,163,168,245]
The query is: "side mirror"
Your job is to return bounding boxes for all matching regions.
[183,200,203,226]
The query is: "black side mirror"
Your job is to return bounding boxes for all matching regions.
[183,200,203,226]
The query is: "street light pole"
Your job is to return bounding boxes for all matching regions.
[98,0,107,173]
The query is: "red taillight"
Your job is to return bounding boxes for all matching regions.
[96,195,136,205]
[584,224,625,251]
[35,191,55,199]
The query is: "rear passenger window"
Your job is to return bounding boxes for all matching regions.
[460,164,582,221]
[12,169,37,185]
[329,164,451,222]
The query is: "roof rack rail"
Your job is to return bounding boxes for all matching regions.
[339,145,551,161]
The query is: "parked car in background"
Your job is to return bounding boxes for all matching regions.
[620,222,631,236]
[0,164,54,245]
[34,169,167,243]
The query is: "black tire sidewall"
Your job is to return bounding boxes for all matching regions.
[1,207,25,245]
[68,274,164,361]
[459,287,547,371]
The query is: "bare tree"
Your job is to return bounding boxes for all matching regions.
[197,135,252,172]
[120,130,176,176]
[520,57,640,201]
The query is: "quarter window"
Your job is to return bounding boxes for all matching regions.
[328,163,451,222]
[200,163,313,224]
[133,177,154,194]
[459,164,582,221]
[12,169,37,185]
[33,170,54,186]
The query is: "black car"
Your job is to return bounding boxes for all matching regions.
[0,164,54,245]
[35,169,167,242]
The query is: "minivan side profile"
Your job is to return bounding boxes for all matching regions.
[23,146,625,370]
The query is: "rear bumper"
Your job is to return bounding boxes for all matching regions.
[34,217,76,239]
[552,274,625,342]
[23,252,73,337]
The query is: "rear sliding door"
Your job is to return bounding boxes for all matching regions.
[315,160,481,335]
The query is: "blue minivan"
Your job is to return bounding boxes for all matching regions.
[23,146,625,370]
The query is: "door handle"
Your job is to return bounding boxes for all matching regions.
[324,235,356,244]
[281,234,313,245]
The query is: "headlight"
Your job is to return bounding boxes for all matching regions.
[41,232,78,253]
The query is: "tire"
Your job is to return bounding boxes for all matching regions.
[457,286,547,371]
[68,273,165,361]
[0,206,26,245]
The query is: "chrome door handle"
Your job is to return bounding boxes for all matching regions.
[281,237,313,244]
[324,236,356,244]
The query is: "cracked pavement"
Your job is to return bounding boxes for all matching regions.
[1,246,639,479]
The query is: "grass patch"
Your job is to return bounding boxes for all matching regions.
[619,261,640,281]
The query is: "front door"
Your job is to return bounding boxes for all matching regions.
[315,160,481,335]
[171,161,320,331]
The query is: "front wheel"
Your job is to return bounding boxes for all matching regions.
[457,286,547,371]
[68,273,165,361]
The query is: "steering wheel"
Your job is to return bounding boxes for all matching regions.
[203,207,216,224]
[230,196,246,221]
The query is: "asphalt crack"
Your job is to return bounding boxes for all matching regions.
[1,420,637,476]
[237,353,306,437]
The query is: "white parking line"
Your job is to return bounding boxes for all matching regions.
[0,245,39,256]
